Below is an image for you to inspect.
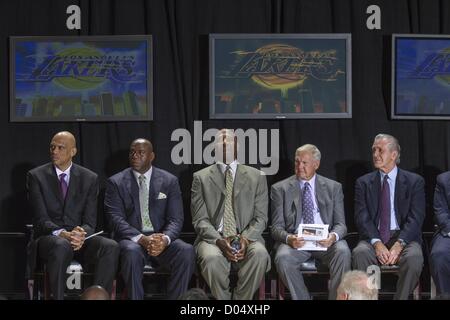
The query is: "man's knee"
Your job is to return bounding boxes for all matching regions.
[334,241,351,262]
[100,238,120,256]
[172,241,195,265]
[401,252,423,273]
[119,241,144,264]
[51,237,73,259]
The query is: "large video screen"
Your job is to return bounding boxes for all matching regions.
[392,34,450,120]
[10,35,152,122]
[210,34,352,119]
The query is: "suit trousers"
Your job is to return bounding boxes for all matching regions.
[352,240,423,300]
[430,233,450,295]
[119,239,195,300]
[274,240,351,300]
[37,235,120,300]
[196,240,270,300]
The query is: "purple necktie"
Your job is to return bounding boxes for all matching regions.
[379,175,391,244]
[59,173,68,200]
[302,182,315,224]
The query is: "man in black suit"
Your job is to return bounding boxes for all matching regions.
[105,138,195,300]
[352,133,425,300]
[27,131,119,300]
[430,171,450,295]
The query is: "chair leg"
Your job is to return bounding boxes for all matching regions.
[431,276,437,299]
[270,279,277,299]
[44,271,50,300]
[413,283,421,300]
[277,277,285,300]
[258,278,265,300]
[27,279,34,300]
[110,280,117,300]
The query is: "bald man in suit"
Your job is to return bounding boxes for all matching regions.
[27,131,119,300]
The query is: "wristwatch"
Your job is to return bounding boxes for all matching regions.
[397,238,407,248]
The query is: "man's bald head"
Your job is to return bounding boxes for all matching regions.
[50,131,77,171]
[80,285,110,300]
[129,138,155,174]
[52,131,76,148]
[131,138,153,153]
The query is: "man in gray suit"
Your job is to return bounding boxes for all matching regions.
[271,144,351,300]
[191,129,271,300]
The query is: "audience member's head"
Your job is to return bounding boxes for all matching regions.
[337,270,378,300]
[80,285,110,300]
[178,288,210,300]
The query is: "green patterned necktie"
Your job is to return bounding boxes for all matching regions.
[223,165,237,238]
[138,174,153,232]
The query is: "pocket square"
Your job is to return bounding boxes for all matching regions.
[157,192,167,199]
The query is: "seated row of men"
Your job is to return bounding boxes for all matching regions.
[27,130,450,300]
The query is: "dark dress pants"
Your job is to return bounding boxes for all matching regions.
[119,238,195,300]
[38,235,120,300]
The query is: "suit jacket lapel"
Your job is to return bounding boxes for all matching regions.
[46,164,64,205]
[149,167,162,230]
[288,177,302,227]
[233,164,248,198]
[370,171,381,221]
[233,165,249,229]
[315,175,328,224]
[209,164,225,195]
[64,164,80,210]
[126,169,142,230]
[394,169,406,224]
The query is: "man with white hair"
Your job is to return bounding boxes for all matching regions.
[353,134,425,300]
[336,270,378,300]
[271,144,351,300]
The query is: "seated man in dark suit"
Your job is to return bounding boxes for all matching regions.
[105,138,195,300]
[27,131,119,300]
[430,171,450,295]
[353,133,425,300]
[271,144,351,300]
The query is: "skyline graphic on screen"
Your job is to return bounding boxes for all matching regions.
[10,36,152,122]
[395,36,450,117]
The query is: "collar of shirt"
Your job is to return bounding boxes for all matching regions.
[133,166,153,189]
[379,166,398,184]
[299,174,317,193]
[217,160,238,180]
[54,163,72,184]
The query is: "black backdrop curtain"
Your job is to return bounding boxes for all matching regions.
[1,0,450,237]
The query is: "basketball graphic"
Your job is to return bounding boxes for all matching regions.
[52,47,106,90]
[250,44,307,90]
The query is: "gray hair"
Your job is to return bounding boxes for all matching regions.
[374,133,401,164]
[337,270,378,300]
[295,144,321,161]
